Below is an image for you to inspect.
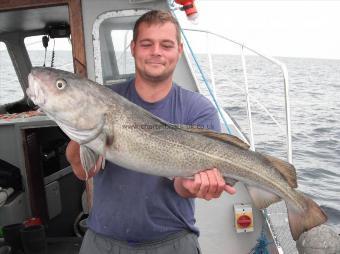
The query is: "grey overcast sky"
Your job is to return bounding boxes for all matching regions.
[176,1,340,59]
[7,1,340,60]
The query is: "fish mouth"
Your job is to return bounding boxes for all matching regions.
[26,73,46,107]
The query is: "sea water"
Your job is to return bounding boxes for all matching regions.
[194,54,340,234]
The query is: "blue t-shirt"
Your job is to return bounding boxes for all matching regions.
[87,79,221,242]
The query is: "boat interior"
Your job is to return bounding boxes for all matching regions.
[0,0,295,253]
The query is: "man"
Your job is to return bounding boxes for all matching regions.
[66,10,236,254]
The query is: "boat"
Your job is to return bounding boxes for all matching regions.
[0,0,299,253]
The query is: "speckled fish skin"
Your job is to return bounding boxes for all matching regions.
[26,67,327,241]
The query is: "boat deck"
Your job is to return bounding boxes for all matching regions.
[267,201,297,254]
[46,237,82,254]
[0,237,81,254]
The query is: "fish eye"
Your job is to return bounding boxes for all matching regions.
[56,79,67,90]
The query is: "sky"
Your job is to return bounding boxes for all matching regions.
[4,1,340,60]
[176,1,340,59]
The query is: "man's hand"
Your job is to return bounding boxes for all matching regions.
[173,168,236,200]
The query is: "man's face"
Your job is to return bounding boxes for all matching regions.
[131,22,183,83]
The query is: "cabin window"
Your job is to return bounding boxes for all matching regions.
[24,36,74,72]
[92,9,148,85]
[110,30,135,76]
[0,42,23,105]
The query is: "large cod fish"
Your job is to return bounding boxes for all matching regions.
[26,67,327,241]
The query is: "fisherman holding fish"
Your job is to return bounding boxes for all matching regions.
[66,10,236,254]
[27,8,327,253]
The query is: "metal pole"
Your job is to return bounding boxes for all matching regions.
[282,65,293,163]
[206,32,216,98]
[241,46,255,151]
[123,30,129,74]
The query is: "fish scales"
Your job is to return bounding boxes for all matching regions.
[91,98,305,216]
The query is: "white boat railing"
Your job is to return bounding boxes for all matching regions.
[181,28,292,164]
[180,27,297,253]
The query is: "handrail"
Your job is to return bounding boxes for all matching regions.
[241,45,255,151]
[178,26,294,253]
[182,28,292,163]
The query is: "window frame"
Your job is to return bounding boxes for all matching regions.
[92,9,148,85]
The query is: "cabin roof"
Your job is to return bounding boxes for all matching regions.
[0,5,68,35]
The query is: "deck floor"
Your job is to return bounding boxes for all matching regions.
[266,201,298,254]
[0,237,82,254]
[46,237,82,254]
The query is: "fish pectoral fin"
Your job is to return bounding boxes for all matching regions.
[286,191,328,241]
[246,186,281,209]
[80,145,100,173]
[263,154,297,188]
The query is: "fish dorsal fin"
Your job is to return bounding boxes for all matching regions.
[179,125,250,150]
[143,110,250,149]
[263,154,297,188]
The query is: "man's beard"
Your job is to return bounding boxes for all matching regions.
[137,66,173,84]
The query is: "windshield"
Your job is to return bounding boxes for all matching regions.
[0,41,23,105]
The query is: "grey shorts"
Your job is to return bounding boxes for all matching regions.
[79,229,201,254]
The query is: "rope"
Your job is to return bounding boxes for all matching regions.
[180,28,232,134]
[43,49,47,67]
[42,35,49,67]
[169,1,231,133]
[51,39,56,68]
[249,226,274,254]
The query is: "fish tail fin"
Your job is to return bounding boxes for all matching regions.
[286,192,327,240]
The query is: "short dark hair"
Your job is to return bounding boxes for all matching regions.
[133,10,181,44]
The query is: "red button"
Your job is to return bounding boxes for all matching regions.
[24,217,42,227]
[237,215,252,228]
